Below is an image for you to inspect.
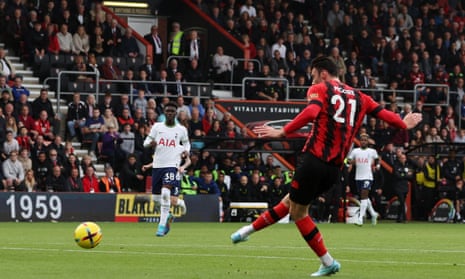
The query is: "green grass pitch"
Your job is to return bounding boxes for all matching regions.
[1,221,464,279]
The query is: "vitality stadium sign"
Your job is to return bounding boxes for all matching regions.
[215,100,306,123]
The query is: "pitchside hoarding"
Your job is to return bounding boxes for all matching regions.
[0,193,219,222]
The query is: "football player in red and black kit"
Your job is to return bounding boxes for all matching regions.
[231,56,422,277]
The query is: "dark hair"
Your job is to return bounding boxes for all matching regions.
[164,101,178,110]
[310,56,338,76]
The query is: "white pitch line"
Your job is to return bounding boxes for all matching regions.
[1,246,465,267]
[5,242,465,255]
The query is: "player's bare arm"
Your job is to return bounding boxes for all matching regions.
[252,125,285,138]
[178,151,191,173]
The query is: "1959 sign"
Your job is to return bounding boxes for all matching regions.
[0,193,116,222]
[5,194,62,221]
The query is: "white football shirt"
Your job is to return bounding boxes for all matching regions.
[347,147,379,180]
[144,122,191,168]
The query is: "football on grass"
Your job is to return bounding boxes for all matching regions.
[74,222,103,249]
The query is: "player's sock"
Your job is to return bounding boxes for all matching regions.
[159,188,171,227]
[252,201,289,231]
[359,199,368,223]
[367,199,377,216]
[176,198,187,215]
[295,215,333,266]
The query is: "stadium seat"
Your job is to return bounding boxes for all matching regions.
[84,81,97,93]
[126,56,144,70]
[64,55,75,68]
[68,81,85,92]
[115,57,128,71]
[49,54,66,68]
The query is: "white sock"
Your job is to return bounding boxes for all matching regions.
[359,199,368,223]
[320,252,334,267]
[176,198,187,215]
[159,188,171,227]
[152,195,161,207]
[367,199,377,216]
[237,224,255,237]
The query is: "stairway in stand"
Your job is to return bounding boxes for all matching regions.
[2,43,105,177]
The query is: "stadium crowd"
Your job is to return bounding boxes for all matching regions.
[0,0,465,222]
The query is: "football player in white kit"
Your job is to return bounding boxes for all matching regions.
[346,133,380,226]
[144,101,191,236]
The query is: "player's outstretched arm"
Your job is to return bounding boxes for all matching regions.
[253,125,285,138]
[402,112,423,129]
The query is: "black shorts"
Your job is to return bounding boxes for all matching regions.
[290,153,340,205]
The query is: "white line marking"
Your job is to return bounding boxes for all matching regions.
[1,246,464,267]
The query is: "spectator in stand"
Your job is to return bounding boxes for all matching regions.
[202,107,216,135]
[114,94,131,117]
[119,123,135,155]
[270,49,288,76]
[16,126,32,151]
[242,33,256,59]
[100,125,123,171]
[89,25,105,56]
[100,56,122,80]
[120,153,145,192]
[0,48,16,81]
[132,89,147,117]
[33,150,50,191]
[184,58,204,91]
[11,76,30,102]
[103,18,122,56]
[212,46,236,85]
[65,167,83,192]
[5,116,18,137]
[57,23,73,55]
[169,71,188,96]
[17,169,37,192]
[120,27,140,58]
[0,75,11,95]
[139,55,157,81]
[0,89,13,111]
[25,21,48,63]
[32,110,55,142]
[66,92,87,141]
[6,8,27,57]
[45,24,60,56]
[144,25,163,71]
[224,18,241,40]
[136,69,154,96]
[98,92,114,115]
[45,165,67,192]
[117,108,134,130]
[82,165,100,193]
[2,130,19,159]
[2,150,24,191]
[32,88,59,131]
[17,148,31,171]
[328,47,347,82]
[63,153,80,178]
[72,24,90,56]
[229,174,253,202]
[82,108,104,159]
[194,170,221,196]
[183,29,203,69]
[99,165,121,193]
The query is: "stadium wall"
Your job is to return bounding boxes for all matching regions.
[0,193,219,222]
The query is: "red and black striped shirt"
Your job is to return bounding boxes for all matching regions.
[283,80,406,167]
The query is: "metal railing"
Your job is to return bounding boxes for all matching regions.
[241,77,289,100]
